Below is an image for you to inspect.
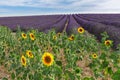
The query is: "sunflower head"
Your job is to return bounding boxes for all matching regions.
[42,52,54,66]
[29,33,35,40]
[26,50,34,58]
[92,53,98,59]
[21,55,26,67]
[104,40,112,46]
[21,33,27,39]
[53,35,57,40]
[77,27,85,34]
[57,32,61,37]
[68,35,74,41]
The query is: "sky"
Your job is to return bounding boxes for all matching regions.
[0,0,120,17]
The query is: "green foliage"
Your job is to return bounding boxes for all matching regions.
[112,69,120,80]
[0,26,120,80]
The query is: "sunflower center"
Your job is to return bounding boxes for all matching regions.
[71,36,74,39]
[54,36,56,39]
[23,34,26,37]
[79,29,83,32]
[29,52,32,56]
[31,35,34,38]
[94,55,96,57]
[45,56,51,63]
[106,41,110,45]
[22,58,25,63]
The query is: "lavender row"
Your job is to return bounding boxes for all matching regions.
[76,14,120,29]
[66,15,80,35]
[100,21,120,28]
[0,15,63,31]
[49,15,68,33]
[78,14,120,21]
[73,14,120,49]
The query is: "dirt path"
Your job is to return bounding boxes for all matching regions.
[0,66,10,80]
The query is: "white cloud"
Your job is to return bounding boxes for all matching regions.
[97,0,120,9]
[0,0,100,8]
[0,0,32,6]
[89,0,120,13]
[0,0,120,13]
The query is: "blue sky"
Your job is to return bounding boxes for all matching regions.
[0,0,120,17]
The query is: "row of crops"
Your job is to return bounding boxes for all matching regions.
[0,14,120,49]
[0,26,120,80]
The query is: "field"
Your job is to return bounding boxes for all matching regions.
[0,14,120,80]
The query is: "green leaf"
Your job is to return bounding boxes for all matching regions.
[83,77,90,80]
[33,72,43,80]
[99,53,106,59]
[107,67,113,75]
[56,61,62,67]
[54,65,62,75]
[11,72,15,79]
[112,69,120,80]
[66,71,75,80]
[15,67,23,76]
[2,77,8,80]
[101,60,109,68]
[83,77,95,80]
[28,73,33,80]
[22,72,27,80]
[75,67,82,74]
[88,62,96,69]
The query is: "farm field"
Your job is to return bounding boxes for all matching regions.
[0,14,120,49]
[0,14,120,80]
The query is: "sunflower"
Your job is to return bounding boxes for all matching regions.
[68,35,74,41]
[53,35,57,40]
[57,32,61,37]
[21,55,26,67]
[26,50,34,58]
[21,33,27,39]
[29,33,35,40]
[42,52,54,66]
[104,40,112,46]
[92,53,98,59]
[77,27,85,34]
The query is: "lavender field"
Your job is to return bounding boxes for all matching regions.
[0,14,120,49]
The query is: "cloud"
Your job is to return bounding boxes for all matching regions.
[97,0,120,9]
[0,0,102,8]
[0,0,120,13]
[89,0,120,13]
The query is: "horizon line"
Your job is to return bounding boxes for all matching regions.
[0,12,120,17]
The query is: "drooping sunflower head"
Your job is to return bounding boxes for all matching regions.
[21,55,27,67]
[53,35,57,40]
[29,33,35,40]
[77,27,85,34]
[92,53,98,59]
[26,50,34,58]
[68,35,74,41]
[21,33,27,39]
[104,40,112,46]
[42,52,54,66]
